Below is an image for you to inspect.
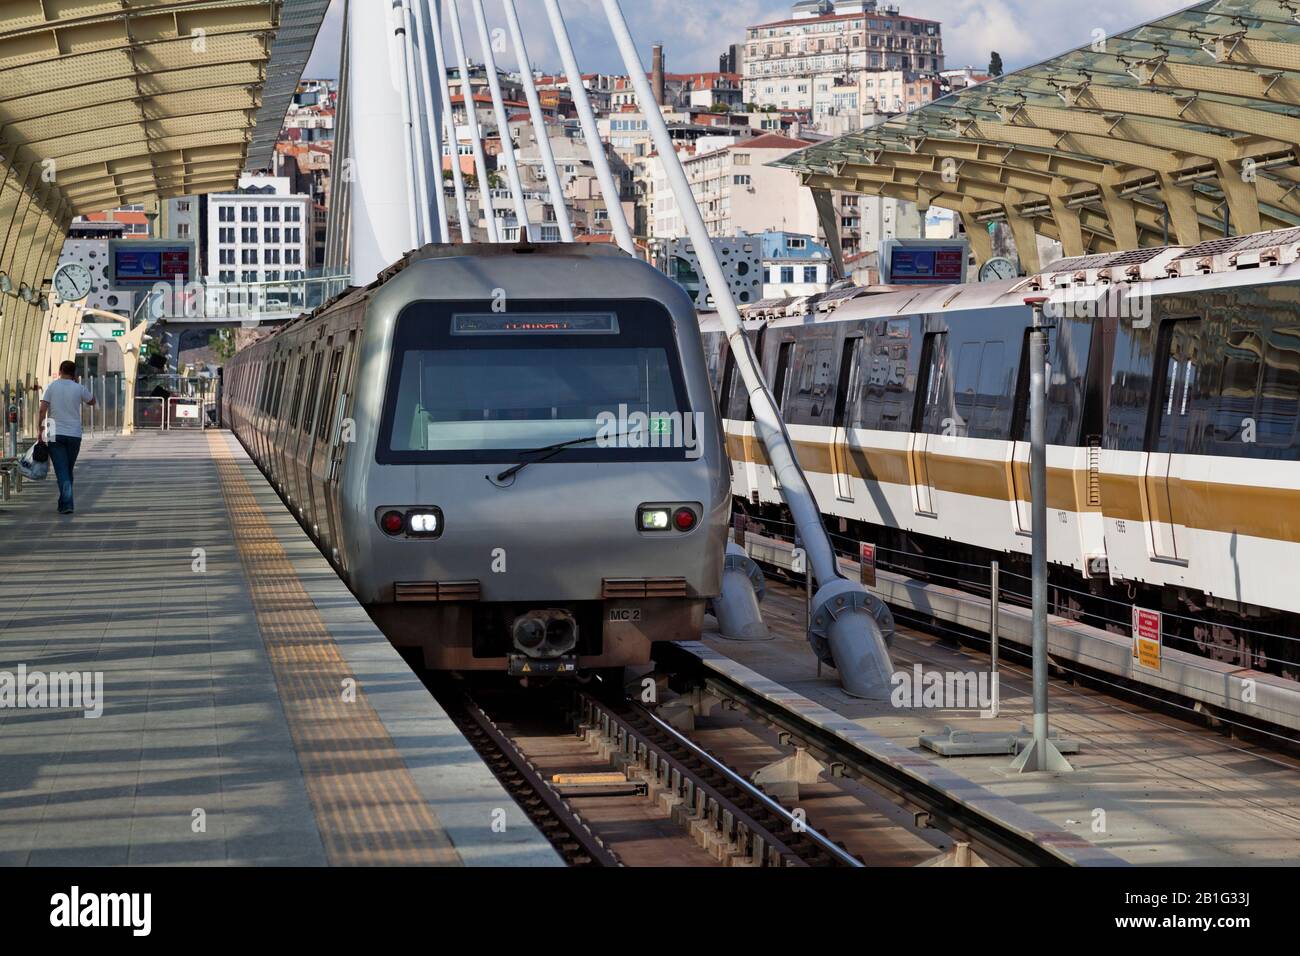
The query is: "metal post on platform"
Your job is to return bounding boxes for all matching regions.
[86,376,95,435]
[5,385,17,458]
[1011,298,1072,773]
[990,560,1000,718]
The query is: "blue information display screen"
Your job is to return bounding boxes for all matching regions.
[888,246,965,285]
[113,246,191,286]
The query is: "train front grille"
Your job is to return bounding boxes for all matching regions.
[394,580,482,602]
[601,577,689,599]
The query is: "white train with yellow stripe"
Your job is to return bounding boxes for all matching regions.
[702,227,1300,680]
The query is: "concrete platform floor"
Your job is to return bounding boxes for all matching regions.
[0,430,559,867]
[704,582,1300,865]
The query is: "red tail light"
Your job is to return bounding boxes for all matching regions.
[673,507,697,532]
[380,510,405,535]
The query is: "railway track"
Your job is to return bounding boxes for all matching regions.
[432,678,867,866]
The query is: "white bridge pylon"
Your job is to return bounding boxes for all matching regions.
[328,0,895,696]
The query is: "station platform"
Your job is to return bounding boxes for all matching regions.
[703,582,1300,866]
[0,430,561,867]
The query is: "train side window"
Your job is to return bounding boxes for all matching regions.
[718,350,735,413]
[833,337,862,427]
[913,331,951,435]
[272,360,287,419]
[1258,326,1300,448]
[855,318,912,430]
[317,348,345,441]
[302,351,326,434]
[1148,318,1211,454]
[1213,329,1262,443]
[952,341,982,437]
[772,340,795,413]
[289,354,310,428]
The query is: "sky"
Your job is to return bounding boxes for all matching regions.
[303,0,1176,81]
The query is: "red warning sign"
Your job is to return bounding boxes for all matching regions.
[1132,607,1161,670]
[859,542,876,587]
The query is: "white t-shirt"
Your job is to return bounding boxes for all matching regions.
[41,378,93,440]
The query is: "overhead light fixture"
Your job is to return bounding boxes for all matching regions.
[0,273,11,295]
[18,283,33,303]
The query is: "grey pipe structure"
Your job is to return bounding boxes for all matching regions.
[411,0,451,242]
[596,0,893,697]
[470,0,532,240]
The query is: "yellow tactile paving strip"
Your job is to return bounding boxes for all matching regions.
[207,432,462,866]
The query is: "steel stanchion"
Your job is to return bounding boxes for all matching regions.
[1010,297,1073,773]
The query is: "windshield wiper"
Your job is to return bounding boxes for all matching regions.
[490,431,637,484]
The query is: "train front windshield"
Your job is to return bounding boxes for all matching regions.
[378,299,695,464]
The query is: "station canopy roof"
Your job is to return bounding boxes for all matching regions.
[0,0,330,217]
[772,0,1300,269]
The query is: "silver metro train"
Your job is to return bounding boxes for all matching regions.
[702,227,1300,680]
[223,243,729,676]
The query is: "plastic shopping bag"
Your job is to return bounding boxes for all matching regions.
[18,445,48,481]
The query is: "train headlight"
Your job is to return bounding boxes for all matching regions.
[407,510,441,536]
[638,506,671,531]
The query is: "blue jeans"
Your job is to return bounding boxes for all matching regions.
[48,436,82,512]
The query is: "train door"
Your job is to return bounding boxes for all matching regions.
[769,339,796,494]
[831,335,863,501]
[296,346,327,535]
[324,330,358,568]
[1141,318,1205,562]
[909,329,947,516]
[310,340,346,553]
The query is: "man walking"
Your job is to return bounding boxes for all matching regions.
[39,360,96,515]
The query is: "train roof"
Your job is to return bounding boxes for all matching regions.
[719,227,1300,330]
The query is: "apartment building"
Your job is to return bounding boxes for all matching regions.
[743,0,944,109]
[205,175,310,286]
[646,132,920,258]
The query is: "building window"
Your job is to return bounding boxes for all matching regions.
[219,249,235,265]
[241,206,257,222]
[733,174,751,186]
[285,227,301,244]
[219,228,235,243]
[218,270,235,283]
[285,249,301,265]
[780,266,794,283]
[788,237,806,249]
[264,228,280,244]
[285,205,301,223]
[218,206,234,222]
[177,223,190,238]
[265,206,280,222]
[265,248,281,265]
[241,227,257,243]
[241,270,257,283]
[803,266,818,283]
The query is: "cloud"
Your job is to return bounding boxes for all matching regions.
[303,0,1181,80]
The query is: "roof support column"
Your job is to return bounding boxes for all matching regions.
[1158,172,1201,245]
[1214,159,1261,237]
[1003,206,1042,273]
[958,208,993,266]
[1048,191,1085,258]
[810,186,847,281]
[1099,173,1139,251]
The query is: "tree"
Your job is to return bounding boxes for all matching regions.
[988,51,1003,76]
[209,328,235,361]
